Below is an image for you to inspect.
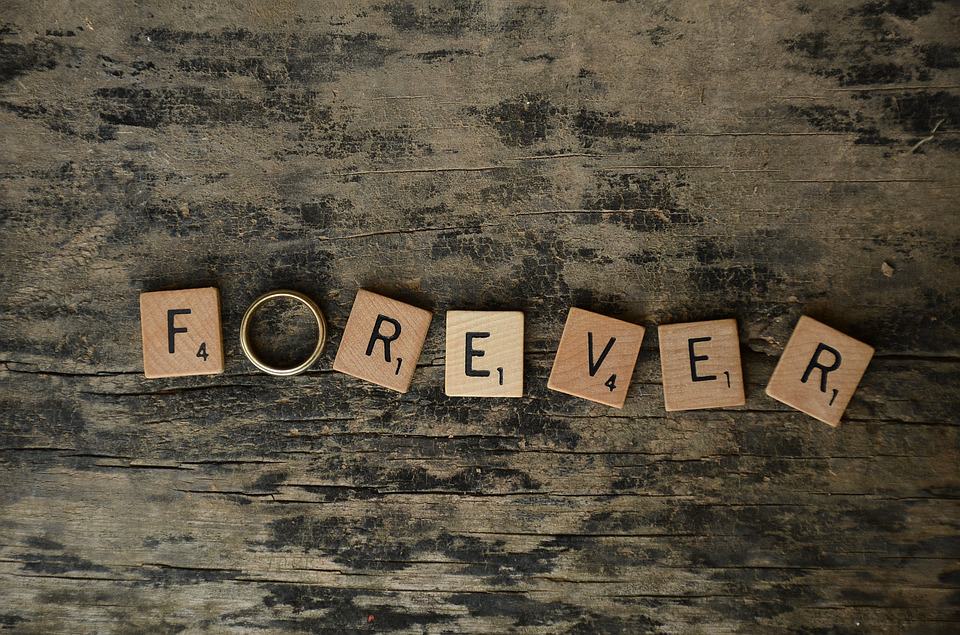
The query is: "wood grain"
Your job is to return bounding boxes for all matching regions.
[1,0,959,633]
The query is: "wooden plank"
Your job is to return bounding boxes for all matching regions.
[1,0,958,632]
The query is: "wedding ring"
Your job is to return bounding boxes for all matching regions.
[239,290,326,376]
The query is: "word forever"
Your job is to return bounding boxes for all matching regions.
[138,288,874,426]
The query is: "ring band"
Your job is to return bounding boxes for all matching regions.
[240,290,327,376]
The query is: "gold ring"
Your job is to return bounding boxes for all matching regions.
[239,290,327,376]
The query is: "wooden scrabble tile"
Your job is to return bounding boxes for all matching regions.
[333,289,433,393]
[658,318,745,411]
[765,316,874,427]
[445,311,524,397]
[547,308,646,408]
[140,287,224,378]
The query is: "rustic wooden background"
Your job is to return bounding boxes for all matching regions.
[2,1,958,633]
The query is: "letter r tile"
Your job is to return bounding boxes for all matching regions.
[140,287,224,378]
[445,311,524,397]
[658,318,745,412]
[766,316,874,427]
[333,289,433,393]
[548,308,646,408]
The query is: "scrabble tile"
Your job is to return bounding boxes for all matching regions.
[547,308,646,408]
[658,318,745,411]
[333,289,433,393]
[140,287,224,378]
[766,316,874,427]
[445,311,524,397]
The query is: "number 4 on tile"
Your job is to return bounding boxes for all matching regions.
[139,287,224,379]
[548,308,645,408]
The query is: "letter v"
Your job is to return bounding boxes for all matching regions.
[587,332,616,377]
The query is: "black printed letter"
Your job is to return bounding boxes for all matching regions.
[465,332,491,377]
[366,314,402,363]
[801,343,842,393]
[688,337,717,382]
[167,309,191,354]
[587,332,616,377]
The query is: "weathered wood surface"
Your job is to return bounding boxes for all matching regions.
[1,1,959,633]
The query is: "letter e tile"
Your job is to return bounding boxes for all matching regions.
[445,311,524,397]
[658,318,745,411]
